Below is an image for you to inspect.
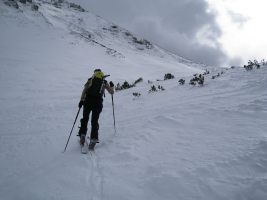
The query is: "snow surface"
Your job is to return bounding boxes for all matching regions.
[0,1,267,200]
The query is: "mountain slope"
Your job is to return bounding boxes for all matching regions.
[0,0,202,82]
[0,1,267,200]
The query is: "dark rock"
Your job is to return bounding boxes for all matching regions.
[189,74,204,85]
[69,3,85,12]
[53,2,61,8]
[124,32,132,37]
[31,4,38,11]
[158,85,165,91]
[4,0,19,9]
[134,77,143,85]
[178,79,185,85]
[19,0,26,4]
[149,85,157,92]
[133,92,141,97]
[164,73,175,80]
[203,70,210,75]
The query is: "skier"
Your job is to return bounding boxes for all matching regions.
[78,69,114,147]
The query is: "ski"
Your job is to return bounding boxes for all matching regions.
[81,143,88,154]
[88,141,96,151]
[79,136,97,153]
[80,138,88,154]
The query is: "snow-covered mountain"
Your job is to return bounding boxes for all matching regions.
[0,0,204,82]
[1,1,267,200]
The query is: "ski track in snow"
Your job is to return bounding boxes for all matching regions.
[88,151,104,200]
[81,137,104,200]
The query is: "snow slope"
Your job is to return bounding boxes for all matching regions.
[1,1,267,200]
[0,0,201,81]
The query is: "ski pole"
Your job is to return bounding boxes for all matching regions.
[63,107,81,152]
[111,94,117,134]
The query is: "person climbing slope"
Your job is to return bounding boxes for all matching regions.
[78,69,114,148]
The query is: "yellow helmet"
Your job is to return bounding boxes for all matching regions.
[93,70,104,79]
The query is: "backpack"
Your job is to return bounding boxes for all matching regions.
[85,71,105,98]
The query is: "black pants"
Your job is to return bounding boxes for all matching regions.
[79,98,103,140]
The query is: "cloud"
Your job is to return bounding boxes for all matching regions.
[228,10,250,27]
[72,0,230,66]
[131,16,226,66]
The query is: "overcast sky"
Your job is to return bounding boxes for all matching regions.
[72,0,267,67]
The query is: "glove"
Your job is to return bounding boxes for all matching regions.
[104,80,107,85]
[78,100,84,108]
[109,81,114,87]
